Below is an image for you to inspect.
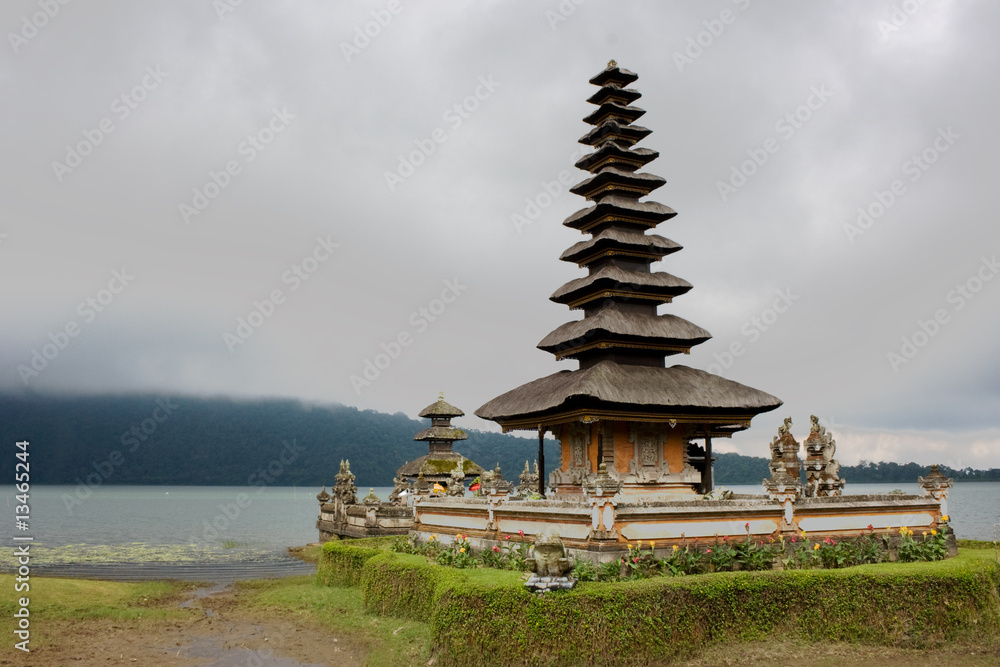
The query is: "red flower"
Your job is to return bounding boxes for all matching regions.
[492,545,500,552]
[867,524,874,531]
[518,529,525,537]
[633,557,639,563]
[706,548,712,553]
[790,536,797,543]
[745,522,750,531]
[504,534,510,540]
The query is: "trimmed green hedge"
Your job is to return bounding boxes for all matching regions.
[318,543,1000,667]
[317,537,395,587]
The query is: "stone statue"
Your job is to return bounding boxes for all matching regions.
[388,474,412,504]
[448,458,467,496]
[334,459,358,505]
[803,414,843,497]
[764,418,801,503]
[525,533,576,592]
[518,460,540,496]
[809,414,826,437]
[480,463,514,495]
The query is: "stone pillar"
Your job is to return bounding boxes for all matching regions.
[918,464,954,518]
[482,465,514,533]
[703,436,714,493]
[582,460,623,540]
[764,422,801,532]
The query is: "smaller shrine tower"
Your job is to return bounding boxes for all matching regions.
[396,394,485,494]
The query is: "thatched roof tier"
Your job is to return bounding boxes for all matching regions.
[575,142,657,174]
[579,120,652,148]
[537,310,711,358]
[570,167,665,201]
[397,452,485,480]
[414,426,468,441]
[587,85,641,107]
[475,62,783,442]
[550,264,691,307]
[583,102,646,127]
[475,361,782,431]
[560,230,680,266]
[418,397,464,418]
[589,63,638,88]
[564,196,676,232]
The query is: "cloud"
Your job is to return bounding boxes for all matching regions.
[2,0,998,467]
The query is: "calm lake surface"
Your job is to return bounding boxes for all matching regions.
[2,482,996,578]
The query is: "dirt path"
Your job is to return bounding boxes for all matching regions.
[3,586,367,666]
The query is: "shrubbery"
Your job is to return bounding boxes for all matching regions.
[390,529,532,572]
[318,538,1000,666]
[389,520,954,583]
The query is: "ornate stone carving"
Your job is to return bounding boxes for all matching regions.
[414,470,431,495]
[525,533,576,592]
[388,475,412,504]
[583,459,623,497]
[362,488,381,505]
[918,464,954,516]
[549,466,589,486]
[448,458,467,496]
[551,424,592,487]
[767,417,801,483]
[334,459,358,505]
[481,464,514,495]
[316,485,331,503]
[802,415,843,497]
[639,434,658,466]
[628,424,666,469]
[764,419,801,503]
[518,460,540,496]
[569,423,588,468]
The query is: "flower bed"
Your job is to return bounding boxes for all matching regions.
[387,520,955,583]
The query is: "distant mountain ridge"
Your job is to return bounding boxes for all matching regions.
[1,394,994,487]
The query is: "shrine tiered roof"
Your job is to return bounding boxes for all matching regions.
[476,61,781,431]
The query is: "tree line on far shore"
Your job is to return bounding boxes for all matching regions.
[1,394,994,487]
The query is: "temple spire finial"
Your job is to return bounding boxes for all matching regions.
[607,59,617,68]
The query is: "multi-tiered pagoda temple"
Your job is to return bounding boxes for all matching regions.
[329,62,951,560]
[477,62,782,497]
[396,394,484,493]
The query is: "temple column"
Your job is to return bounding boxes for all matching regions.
[703,435,713,493]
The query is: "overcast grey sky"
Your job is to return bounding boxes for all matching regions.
[2,1,998,470]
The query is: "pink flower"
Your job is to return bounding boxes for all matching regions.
[504,535,510,540]
[492,545,500,552]
[867,524,874,532]
[633,557,639,563]
[745,522,750,531]
[791,536,797,543]
[706,548,712,554]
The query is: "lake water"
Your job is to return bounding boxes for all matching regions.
[2,482,996,579]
